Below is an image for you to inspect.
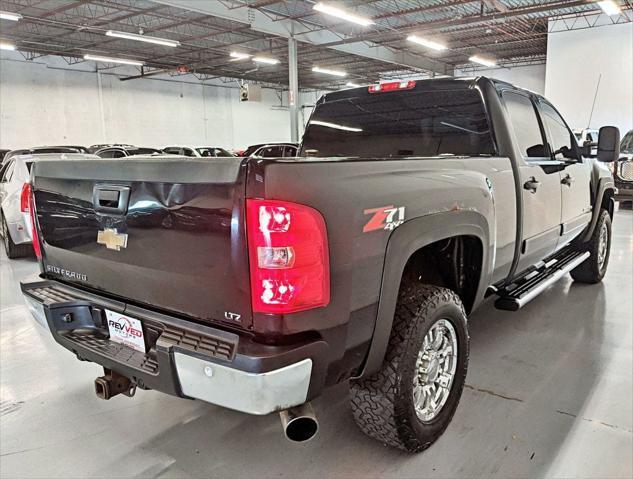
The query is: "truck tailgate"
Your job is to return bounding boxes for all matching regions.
[31,157,252,330]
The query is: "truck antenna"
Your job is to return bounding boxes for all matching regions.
[587,73,602,128]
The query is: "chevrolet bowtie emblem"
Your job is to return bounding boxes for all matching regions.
[97,228,128,251]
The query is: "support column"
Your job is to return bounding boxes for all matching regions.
[288,37,299,142]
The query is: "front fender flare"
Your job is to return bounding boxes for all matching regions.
[355,210,491,378]
[582,176,615,242]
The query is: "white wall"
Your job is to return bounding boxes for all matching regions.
[0,53,293,150]
[545,21,633,136]
[456,64,546,94]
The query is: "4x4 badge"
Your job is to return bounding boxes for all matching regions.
[97,228,128,251]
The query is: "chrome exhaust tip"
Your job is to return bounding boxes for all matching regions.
[279,402,319,443]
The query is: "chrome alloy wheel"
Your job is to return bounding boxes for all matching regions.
[597,222,609,270]
[413,319,458,422]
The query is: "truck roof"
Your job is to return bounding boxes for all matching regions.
[320,76,529,103]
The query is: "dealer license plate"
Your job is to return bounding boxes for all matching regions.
[105,309,146,353]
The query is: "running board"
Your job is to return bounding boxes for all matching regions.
[494,250,590,311]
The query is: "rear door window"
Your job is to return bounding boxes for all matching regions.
[283,146,297,157]
[258,146,284,157]
[301,88,494,158]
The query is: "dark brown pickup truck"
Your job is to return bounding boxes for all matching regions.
[21,77,620,451]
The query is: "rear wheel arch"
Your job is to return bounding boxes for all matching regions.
[356,211,491,379]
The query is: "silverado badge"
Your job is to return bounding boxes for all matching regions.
[97,228,128,251]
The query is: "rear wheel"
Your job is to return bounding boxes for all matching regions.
[350,284,469,452]
[1,215,32,259]
[570,209,611,283]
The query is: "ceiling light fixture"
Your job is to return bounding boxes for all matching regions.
[83,54,144,66]
[253,56,280,65]
[0,11,22,21]
[469,55,496,67]
[105,30,180,47]
[0,42,16,51]
[230,52,251,61]
[313,66,347,77]
[313,3,374,26]
[310,120,362,132]
[597,0,621,16]
[406,35,447,51]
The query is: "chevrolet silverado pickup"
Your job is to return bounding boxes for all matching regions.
[22,77,620,452]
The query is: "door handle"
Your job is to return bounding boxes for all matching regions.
[561,174,574,187]
[523,177,541,194]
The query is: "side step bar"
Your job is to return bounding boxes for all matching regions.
[494,250,590,311]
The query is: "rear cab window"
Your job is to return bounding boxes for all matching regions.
[300,86,495,158]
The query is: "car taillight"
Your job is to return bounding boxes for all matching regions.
[246,199,330,314]
[368,80,416,93]
[20,183,31,213]
[27,187,42,259]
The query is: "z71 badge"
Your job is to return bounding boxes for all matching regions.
[363,205,406,233]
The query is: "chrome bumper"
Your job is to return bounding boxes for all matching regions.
[175,354,312,415]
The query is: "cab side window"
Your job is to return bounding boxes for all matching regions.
[183,148,196,157]
[538,101,577,160]
[503,91,548,159]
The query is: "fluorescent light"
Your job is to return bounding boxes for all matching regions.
[310,120,362,132]
[345,82,361,88]
[313,66,347,77]
[0,42,16,51]
[253,56,279,65]
[313,3,374,26]
[469,55,496,67]
[407,35,447,51]
[597,0,621,15]
[0,11,22,21]
[83,54,144,66]
[230,52,251,61]
[105,30,180,47]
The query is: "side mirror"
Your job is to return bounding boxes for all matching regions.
[597,126,620,163]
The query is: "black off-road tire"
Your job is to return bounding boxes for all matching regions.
[349,284,469,453]
[1,214,33,259]
[570,209,611,284]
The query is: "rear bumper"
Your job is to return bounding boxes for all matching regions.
[22,279,328,415]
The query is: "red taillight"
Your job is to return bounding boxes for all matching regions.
[28,187,42,259]
[368,80,416,93]
[246,199,330,314]
[20,183,31,213]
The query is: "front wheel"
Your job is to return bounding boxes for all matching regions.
[350,284,469,452]
[571,209,612,284]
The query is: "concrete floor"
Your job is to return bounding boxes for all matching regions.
[1,210,631,479]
